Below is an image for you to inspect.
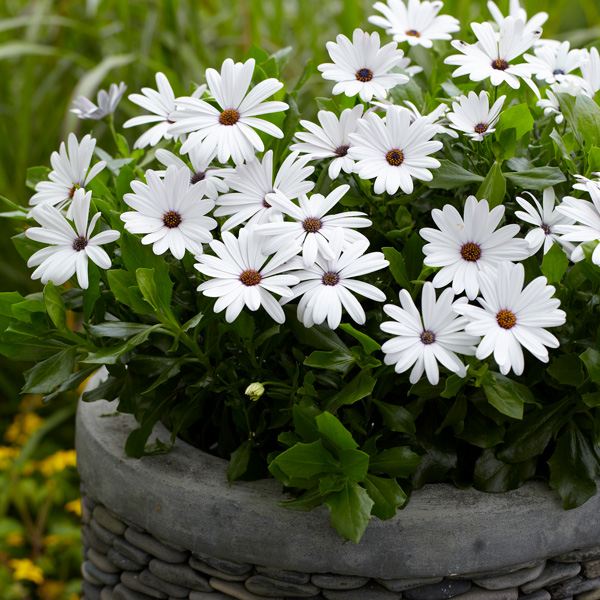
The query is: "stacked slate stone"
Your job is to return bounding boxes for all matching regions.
[80,490,600,600]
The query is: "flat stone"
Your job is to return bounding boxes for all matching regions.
[576,588,600,600]
[82,580,103,600]
[193,551,252,576]
[210,577,284,600]
[255,566,310,584]
[94,506,127,535]
[454,563,547,581]
[100,587,114,600]
[583,563,600,580]
[245,574,320,597]
[322,581,401,600]
[312,574,370,590]
[82,561,104,586]
[522,563,582,593]
[149,558,212,592]
[121,571,168,599]
[377,578,444,592]
[124,528,188,563]
[114,537,152,566]
[547,576,600,599]
[191,557,250,581]
[89,548,121,574]
[82,500,93,525]
[554,549,600,564]
[519,591,550,600]
[113,583,159,600]
[189,593,233,600]
[139,568,190,598]
[84,560,121,586]
[108,548,145,572]
[404,580,472,600]
[453,586,518,600]
[83,524,112,554]
[83,494,99,513]
[474,563,546,591]
[91,519,118,545]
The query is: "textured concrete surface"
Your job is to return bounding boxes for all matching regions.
[76,399,600,579]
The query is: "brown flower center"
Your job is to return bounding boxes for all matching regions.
[406,29,420,37]
[492,59,509,71]
[72,236,88,252]
[219,109,240,126]
[420,330,435,345]
[460,242,481,262]
[322,272,340,286]
[335,145,350,157]
[541,223,552,235]
[386,149,404,166]
[356,68,373,82]
[496,309,516,329]
[302,217,323,233]
[163,211,182,229]
[240,269,261,286]
[474,123,488,134]
[190,171,206,184]
[69,185,77,199]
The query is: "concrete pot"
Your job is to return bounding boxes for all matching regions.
[76,398,600,600]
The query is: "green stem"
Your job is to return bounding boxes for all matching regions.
[107,113,120,152]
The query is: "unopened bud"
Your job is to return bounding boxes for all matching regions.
[245,382,265,401]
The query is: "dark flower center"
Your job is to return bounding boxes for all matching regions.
[492,59,509,71]
[302,217,323,233]
[406,29,420,37]
[474,123,488,134]
[460,242,481,262]
[420,330,436,345]
[190,171,206,184]
[72,236,88,252]
[69,185,77,199]
[541,223,552,235]
[163,211,182,229]
[335,145,350,157]
[322,271,340,286]
[356,68,373,82]
[240,269,262,286]
[219,109,240,126]
[263,189,275,208]
[553,69,565,75]
[496,309,516,329]
[386,149,404,166]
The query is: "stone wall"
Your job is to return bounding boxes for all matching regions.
[80,486,600,600]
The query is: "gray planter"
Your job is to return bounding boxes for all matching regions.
[76,398,600,600]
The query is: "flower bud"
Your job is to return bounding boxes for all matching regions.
[245,382,265,401]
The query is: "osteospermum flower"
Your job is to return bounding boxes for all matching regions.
[369,0,460,49]
[524,41,588,84]
[71,82,127,120]
[318,29,409,103]
[372,100,458,138]
[446,90,506,141]
[444,17,542,93]
[255,186,371,266]
[487,0,548,35]
[381,283,479,385]
[515,188,575,255]
[582,47,600,97]
[26,189,120,289]
[420,195,530,300]
[121,165,217,259]
[285,231,389,330]
[454,262,566,376]
[214,150,314,231]
[195,228,301,324]
[398,56,424,75]
[348,105,442,195]
[168,58,288,165]
[537,88,563,124]
[290,105,364,179]
[29,133,106,212]
[155,146,231,201]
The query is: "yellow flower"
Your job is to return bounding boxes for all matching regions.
[5,413,44,446]
[0,446,19,469]
[6,532,25,547]
[8,558,44,584]
[36,450,77,477]
[64,498,82,516]
[38,579,64,600]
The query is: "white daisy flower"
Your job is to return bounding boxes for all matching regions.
[195,228,301,324]
[487,0,548,35]
[582,47,600,97]
[446,90,506,141]
[214,150,314,232]
[290,105,364,179]
[524,41,588,84]
[317,29,409,103]
[556,179,600,266]
[121,165,217,259]
[380,283,479,385]
[348,105,442,195]
[71,82,127,120]
[572,173,600,195]
[26,189,120,289]
[444,17,542,94]
[168,58,288,165]
[515,188,575,255]
[285,231,389,330]
[536,88,563,124]
[398,56,424,76]
[369,0,460,49]
[420,195,530,300]
[255,186,371,266]
[29,133,106,212]
[155,146,231,201]
[453,261,566,376]
[371,100,458,138]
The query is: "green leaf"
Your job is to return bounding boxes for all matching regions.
[86,322,157,339]
[0,291,25,318]
[227,440,253,484]
[576,94,600,148]
[319,474,348,495]
[364,475,407,520]
[339,448,370,481]
[492,128,516,161]
[286,309,349,352]
[580,348,600,385]
[316,412,359,450]
[441,374,466,399]
[476,162,506,208]
[271,440,336,479]
[541,242,569,284]
[294,58,315,91]
[124,397,170,459]
[278,488,323,512]
[504,167,566,191]
[12,232,44,263]
[325,480,374,543]
[304,349,355,373]
[548,421,599,509]
[373,399,416,435]
[483,372,537,419]
[495,103,534,140]
[83,262,101,320]
[369,447,422,478]
[42,366,97,404]
[330,371,376,409]
[136,268,176,326]
[43,282,66,330]
[425,159,484,190]
[22,346,77,393]
[292,403,321,443]
[338,323,381,355]
[547,354,585,388]
[12,299,46,322]
[116,164,136,203]
[474,449,536,492]
[436,395,467,435]
[382,246,412,291]
[82,324,162,364]
[556,93,582,146]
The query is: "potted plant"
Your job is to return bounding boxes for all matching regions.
[2,0,600,598]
